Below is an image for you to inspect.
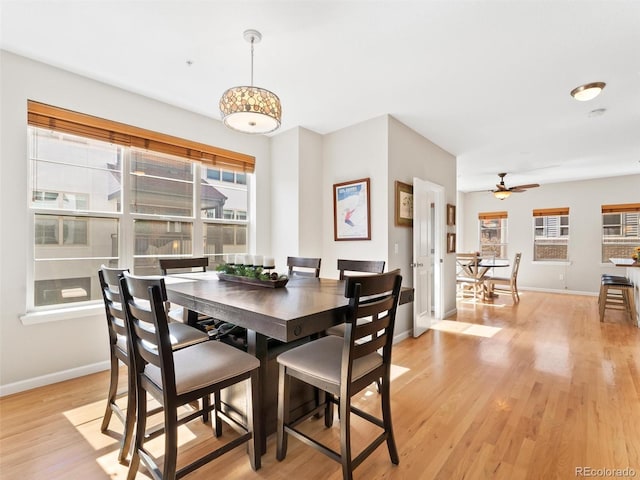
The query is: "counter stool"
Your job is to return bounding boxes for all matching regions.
[599,276,635,323]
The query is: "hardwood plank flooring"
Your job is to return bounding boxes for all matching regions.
[1,291,639,479]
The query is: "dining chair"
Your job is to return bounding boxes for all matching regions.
[486,252,522,303]
[120,272,261,479]
[337,258,385,279]
[287,256,322,277]
[455,253,485,299]
[325,259,386,338]
[98,266,208,464]
[276,269,402,480]
[159,257,217,331]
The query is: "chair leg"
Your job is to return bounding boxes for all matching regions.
[276,364,290,461]
[247,369,261,471]
[163,407,179,480]
[324,392,334,428]
[339,395,353,480]
[201,394,210,423]
[101,355,119,432]
[214,390,222,437]
[381,374,399,464]
[119,365,136,464]
[127,386,146,480]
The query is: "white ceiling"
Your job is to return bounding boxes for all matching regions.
[2,0,639,192]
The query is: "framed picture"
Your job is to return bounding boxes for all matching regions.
[447,203,456,226]
[447,232,456,253]
[395,181,413,227]
[333,177,371,241]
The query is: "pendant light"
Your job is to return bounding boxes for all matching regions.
[219,29,282,134]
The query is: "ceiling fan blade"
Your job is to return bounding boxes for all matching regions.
[509,188,527,192]
[496,184,507,190]
[511,183,540,190]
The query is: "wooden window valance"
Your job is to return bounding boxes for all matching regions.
[533,207,570,217]
[601,203,640,214]
[478,211,508,220]
[27,100,255,173]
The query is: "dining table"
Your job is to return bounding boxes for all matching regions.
[164,271,414,454]
[456,254,510,300]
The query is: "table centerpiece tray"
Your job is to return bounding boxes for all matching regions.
[216,272,289,288]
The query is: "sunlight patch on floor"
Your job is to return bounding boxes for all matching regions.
[431,320,502,338]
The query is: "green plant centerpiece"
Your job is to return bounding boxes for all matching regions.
[215,263,288,287]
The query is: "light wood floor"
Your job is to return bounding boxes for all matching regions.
[1,291,639,479]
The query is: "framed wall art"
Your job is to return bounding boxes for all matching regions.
[395,181,413,227]
[333,177,371,241]
[447,232,456,253]
[447,203,456,226]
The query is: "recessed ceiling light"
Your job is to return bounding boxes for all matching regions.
[570,82,606,101]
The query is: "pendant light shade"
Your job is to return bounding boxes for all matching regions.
[219,30,282,134]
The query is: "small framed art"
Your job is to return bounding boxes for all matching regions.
[395,181,413,227]
[333,177,371,241]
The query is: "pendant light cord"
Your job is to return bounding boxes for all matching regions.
[250,37,255,86]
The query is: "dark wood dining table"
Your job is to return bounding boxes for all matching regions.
[165,272,413,453]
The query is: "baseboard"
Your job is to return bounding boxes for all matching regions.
[445,307,458,319]
[0,360,110,397]
[393,329,411,344]
[519,286,597,297]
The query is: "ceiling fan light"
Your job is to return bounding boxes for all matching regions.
[570,82,606,101]
[494,190,511,200]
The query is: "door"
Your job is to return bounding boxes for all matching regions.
[412,177,444,337]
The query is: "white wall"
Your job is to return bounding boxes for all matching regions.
[269,126,323,271]
[460,174,640,294]
[321,116,389,278]
[0,51,271,391]
[388,117,458,326]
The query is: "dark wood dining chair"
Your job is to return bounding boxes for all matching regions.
[337,258,385,279]
[326,259,385,337]
[120,272,262,479]
[98,266,208,464]
[159,257,217,331]
[287,256,321,277]
[276,269,403,480]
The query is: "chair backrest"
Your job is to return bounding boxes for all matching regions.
[337,259,385,280]
[99,266,130,356]
[342,269,402,396]
[511,253,522,282]
[287,256,321,277]
[120,272,177,398]
[159,257,208,275]
[455,253,480,277]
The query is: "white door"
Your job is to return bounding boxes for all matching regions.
[412,177,444,337]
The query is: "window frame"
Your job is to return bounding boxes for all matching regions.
[532,207,570,262]
[601,203,640,263]
[478,211,508,258]
[26,104,254,314]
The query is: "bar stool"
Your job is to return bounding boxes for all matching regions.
[599,276,635,323]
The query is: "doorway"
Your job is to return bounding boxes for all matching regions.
[412,177,444,337]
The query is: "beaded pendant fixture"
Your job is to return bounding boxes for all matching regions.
[219,30,282,134]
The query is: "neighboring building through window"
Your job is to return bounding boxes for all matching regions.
[27,101,254,310]
[601,203,640,262]
[533,207,570,261]
[478,211,508,258]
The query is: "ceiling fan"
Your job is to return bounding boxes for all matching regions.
[492,173,540,200]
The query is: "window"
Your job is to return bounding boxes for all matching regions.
[478,211,508,258]
[533,208,570,261]
[27,101,254,310]
[601,203,640,262]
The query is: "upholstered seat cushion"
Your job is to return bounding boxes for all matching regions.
[168,322,209,350]
[277,335,382,388]
[145,340,259,395]
[486,276,510,283]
